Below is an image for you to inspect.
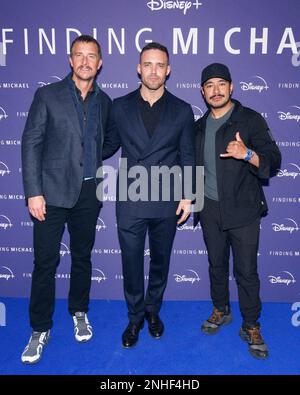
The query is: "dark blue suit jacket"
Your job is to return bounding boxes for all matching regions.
[22,75,113,208]
[103,89,196,218]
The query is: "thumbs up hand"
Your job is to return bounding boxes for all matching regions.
[220,131,247,159]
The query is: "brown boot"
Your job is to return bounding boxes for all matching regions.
[239,324,269,359]
[201,306,232,334]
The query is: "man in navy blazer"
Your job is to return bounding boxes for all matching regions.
[103,42,196,348]
[21,35,114,364]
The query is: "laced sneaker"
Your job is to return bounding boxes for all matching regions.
[73,312,93,342]
[201,306,232,334]
[239,324,269,359]
[21,330,50,364]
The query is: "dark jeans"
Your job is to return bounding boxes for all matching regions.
[199,197,262,326]
[117,215,178,324]
[29,179,100,332]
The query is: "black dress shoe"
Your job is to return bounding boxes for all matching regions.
[122,321,144,348]
[145,313,164,338]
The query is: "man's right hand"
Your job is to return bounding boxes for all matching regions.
[28,196,46,221]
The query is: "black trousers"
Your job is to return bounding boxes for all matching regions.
[29,179,100,332]
[199,197,262,325]
[117,215,178,324]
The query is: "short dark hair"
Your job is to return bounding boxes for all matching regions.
[140,42,169,63]
[70,35,102,59]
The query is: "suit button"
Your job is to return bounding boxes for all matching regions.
[80,163,83,167]
[81,142,84,147]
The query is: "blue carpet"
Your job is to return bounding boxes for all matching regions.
[0,298,299,375]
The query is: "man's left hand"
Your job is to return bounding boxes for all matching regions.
[220,131,247,159]
[176,199,192,225]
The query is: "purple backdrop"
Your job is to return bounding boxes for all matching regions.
[0,0,299,302]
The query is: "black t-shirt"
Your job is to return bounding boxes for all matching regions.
[138,90,166,138]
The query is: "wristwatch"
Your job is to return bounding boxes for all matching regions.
[244,148,254,162]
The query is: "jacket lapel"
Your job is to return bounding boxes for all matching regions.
[124,90,151,145]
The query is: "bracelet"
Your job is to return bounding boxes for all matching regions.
[244,148,254,162]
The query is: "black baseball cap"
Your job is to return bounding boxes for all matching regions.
[201,63,232,86]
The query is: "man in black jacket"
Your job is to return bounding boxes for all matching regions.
[194,63,281,359]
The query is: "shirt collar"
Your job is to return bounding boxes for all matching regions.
[67,72,100,99]
[138,88,166,106]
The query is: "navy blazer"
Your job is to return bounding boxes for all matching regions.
[103,89,196,218]
[22,75,113,208]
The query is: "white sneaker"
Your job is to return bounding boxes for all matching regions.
[21,330,50,364]
[73,312,93,342]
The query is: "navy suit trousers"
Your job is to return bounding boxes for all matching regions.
[117,215,178,324]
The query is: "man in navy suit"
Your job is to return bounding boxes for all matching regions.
[103,42,195,348]
[21,35,114,364]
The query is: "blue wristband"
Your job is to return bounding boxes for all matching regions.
[244,148,254,161]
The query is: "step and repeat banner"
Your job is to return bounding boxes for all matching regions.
[0,0,299,302]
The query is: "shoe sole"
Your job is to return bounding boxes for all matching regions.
[22,356,43,365]
[122,341,138,349]
[201,315,233,335]
[249,348,269,360]
[75,334,93,343]
[75,338,92,343]
[148,329,163,339]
